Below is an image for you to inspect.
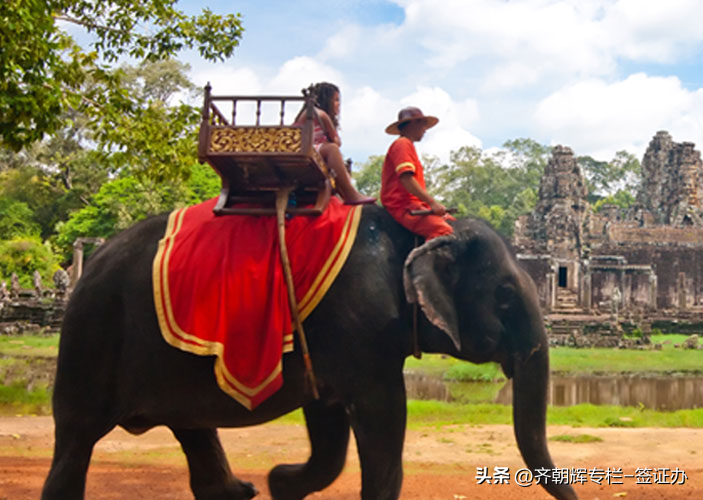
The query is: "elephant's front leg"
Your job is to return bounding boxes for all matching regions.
[347,370,407,500]
[268,399,350,500]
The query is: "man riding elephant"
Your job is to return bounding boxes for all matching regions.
[381,106,454,241]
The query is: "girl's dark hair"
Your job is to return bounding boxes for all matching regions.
[312,82,340,128]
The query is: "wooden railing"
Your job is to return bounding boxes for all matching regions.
[196,84,332,216]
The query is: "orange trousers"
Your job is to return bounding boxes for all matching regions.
[388,208,454,240]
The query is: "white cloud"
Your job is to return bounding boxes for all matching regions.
[391,0,703,90]
[398,86,481,162]
[342,86,397,159]
[342,85,481,164]
[481,62,542,93]
[318,25,363,61]
[192,66,263,95]
[396,0,617,82]
[269,57,345,94]
[534,73,703,159]
[603,0,703,62]
[184,0,703,162]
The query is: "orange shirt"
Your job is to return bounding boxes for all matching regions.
[381,137,427,212]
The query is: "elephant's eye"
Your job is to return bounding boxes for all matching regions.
[495,283,517,310]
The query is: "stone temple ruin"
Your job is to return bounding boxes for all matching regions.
[514,131,703,347]
[0,237,104,335]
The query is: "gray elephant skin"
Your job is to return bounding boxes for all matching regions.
[41,205,578,500]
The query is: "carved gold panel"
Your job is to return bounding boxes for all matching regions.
[209,127,302,153]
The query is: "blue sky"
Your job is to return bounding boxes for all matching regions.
[178,1,703,165]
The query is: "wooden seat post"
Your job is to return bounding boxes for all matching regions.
[275,187,320,399]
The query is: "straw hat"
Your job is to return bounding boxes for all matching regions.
[385,106,439,135]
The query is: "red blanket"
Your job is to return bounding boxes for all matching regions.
[152,197,362,409]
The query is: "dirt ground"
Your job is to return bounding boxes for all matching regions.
[1,416,701,499]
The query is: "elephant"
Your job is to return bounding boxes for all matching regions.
[41,204,578,500]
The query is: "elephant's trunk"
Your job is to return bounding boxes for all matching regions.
[512,343,579,500]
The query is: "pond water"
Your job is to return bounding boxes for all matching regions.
[404,371,703,410]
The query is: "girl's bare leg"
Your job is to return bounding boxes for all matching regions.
[320,143,376,205]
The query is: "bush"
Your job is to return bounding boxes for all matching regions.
[0,237,62,288]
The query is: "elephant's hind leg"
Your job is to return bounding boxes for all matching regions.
[268,400,350,500]
[41,420,115,500]
[171,427,258,500]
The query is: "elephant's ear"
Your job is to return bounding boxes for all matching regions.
[403,235,463,350]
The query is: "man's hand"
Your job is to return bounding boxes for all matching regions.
[399,172,443,211]
[429,200,447,216]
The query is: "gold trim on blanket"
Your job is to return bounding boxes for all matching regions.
[298,205,362,319]
[215,359,282,410]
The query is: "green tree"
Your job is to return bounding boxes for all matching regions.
[592,190,637,212]
[94,58,203,181]
[54,162,220,259]
[1,0,243,159]
[500,138,551,189]
[0,57,206,245]
[578,150,641,202]
[0,164,67,239]
[434,146,514,215]
[477,205,508,234]
[352,152,445,206]
[353,155,383,198]
[0,199,41,240]
[432,140,547,236]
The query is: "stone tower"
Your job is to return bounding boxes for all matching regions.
[639,131,703,226]
[522,145,589,259]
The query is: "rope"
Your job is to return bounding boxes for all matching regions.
[411,235,422,359]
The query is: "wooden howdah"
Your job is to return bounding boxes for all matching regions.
[198,84,333,216]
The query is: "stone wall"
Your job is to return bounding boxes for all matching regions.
[593,244,703,310]
[516,255,552,307]
[0,299,66,334]
[607,224,703,245]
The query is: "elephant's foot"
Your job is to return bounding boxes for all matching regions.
[268,464,307,500]
[171,427,257,500]
[194,478,258,500]
[268,400,351,500]
[347,370,406,500]
[42,419,116,500]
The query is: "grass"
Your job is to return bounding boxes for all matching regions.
[549,334,703,374]
[404,400,703,429]
[270,400,703,430]
[444,361,506,382]
[446,380,504,404]
[550,434,603,443]
[1,332,702,426]
[405,356,505,382]
[0,337,57,415]
[0,333,60,357]
[402,335,703,429]
[0,383,52,416]
[405,333,703,382]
